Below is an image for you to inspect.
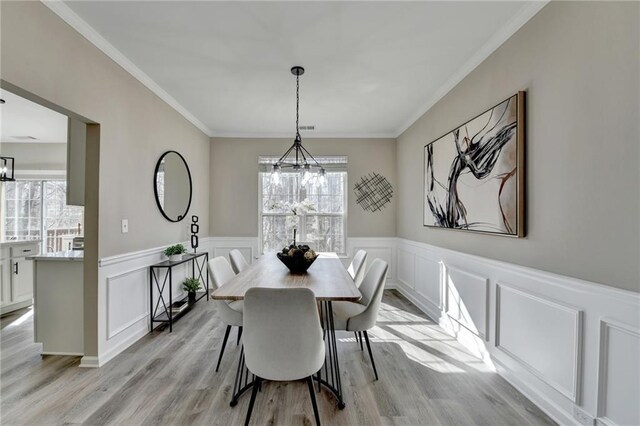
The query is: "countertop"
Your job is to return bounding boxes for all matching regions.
[28,251,84,262]
[0,239,42,247]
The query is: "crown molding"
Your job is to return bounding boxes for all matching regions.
[40,0,213,137]
[210,131,397,139]
[394,1,549,137]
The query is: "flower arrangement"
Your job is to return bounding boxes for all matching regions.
[276,243,318,274]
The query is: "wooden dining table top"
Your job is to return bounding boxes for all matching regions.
[211,252,362,302]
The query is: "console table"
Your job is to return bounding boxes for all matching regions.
[149,252,209,332]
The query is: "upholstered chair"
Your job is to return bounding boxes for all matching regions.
[208,256,243,372]
[229,249,250,274]
[347,250,368,288]
[332,258,388,380]
[242,287,324,426]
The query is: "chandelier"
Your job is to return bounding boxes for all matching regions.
[271,66,325,186]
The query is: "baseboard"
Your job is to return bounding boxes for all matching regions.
[42,351,84,356]
[79,355,100,368]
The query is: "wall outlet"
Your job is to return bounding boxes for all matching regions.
[121,219,129,234]
[573,406,594,426]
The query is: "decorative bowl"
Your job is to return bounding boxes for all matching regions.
[276,245,318,274]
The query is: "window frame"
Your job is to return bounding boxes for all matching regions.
[258,159,348,256]
[1,178,84,253]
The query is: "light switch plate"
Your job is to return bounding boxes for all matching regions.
[121,219,129,234]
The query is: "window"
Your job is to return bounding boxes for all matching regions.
[259,156,347,255]
[1,180,84,253]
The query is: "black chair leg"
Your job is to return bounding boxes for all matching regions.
[216,325,232,372]
[359,332,364,351]
[354,331,359,346]
[244,377,262,426]
[237,326,243,345]
[363,331,378,381]
[306,376,321,426]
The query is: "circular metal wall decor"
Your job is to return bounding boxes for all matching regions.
[354,172,393,212]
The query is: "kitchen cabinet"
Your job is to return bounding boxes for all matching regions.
[0,241,40,315]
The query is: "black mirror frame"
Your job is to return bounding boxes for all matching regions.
[153,150,193,223]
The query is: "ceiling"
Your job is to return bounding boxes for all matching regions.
[0,89,68,143]
[60,1,543,138]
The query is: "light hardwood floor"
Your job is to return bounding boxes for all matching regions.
[0,291,555,425]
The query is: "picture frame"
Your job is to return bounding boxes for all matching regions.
[423,91,525,237]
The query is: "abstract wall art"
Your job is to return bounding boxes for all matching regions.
[424,91,525,236]
[354,172,394,212]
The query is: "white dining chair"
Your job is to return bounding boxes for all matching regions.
[229,249,250,274]
[348,250,367,288]
[347,250,367,346]
[208,256,243,372]
[332,258,388,380]
[243,287,324,426]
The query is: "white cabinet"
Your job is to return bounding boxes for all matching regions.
[0,241,40,315]
[12,257,35,302]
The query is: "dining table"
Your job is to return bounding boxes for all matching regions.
[211,252,361,409]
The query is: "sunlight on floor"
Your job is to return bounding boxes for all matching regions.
[339,300,496,374]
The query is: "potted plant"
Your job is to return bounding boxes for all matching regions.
[164,243,187,262]
[182,277,202,305]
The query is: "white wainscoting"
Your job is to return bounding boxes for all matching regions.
[596,319,640,426]
[495,284,582,403]
[91,237,221,368]
[394,238,640,426]
[90,235,639,426]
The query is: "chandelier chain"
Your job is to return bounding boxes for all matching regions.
[295,74,300,135]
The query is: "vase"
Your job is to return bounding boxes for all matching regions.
[169,254,183,262]
[188,291,196,306]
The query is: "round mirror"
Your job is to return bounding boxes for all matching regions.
[153,151,192,222]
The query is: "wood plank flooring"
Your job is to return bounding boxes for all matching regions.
[0,291,555,425]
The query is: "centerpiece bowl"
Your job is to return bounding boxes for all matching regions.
[277,244,318,274]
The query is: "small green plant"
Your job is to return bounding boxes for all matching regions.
[163,243,187,256]
[182,277,201,293]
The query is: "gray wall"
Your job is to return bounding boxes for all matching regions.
[210,137,396,238]
[0,142,66,173]
[1,1,211,258]
[397,1,639,292]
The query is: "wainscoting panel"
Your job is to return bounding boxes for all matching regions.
[597,319,640,426]
[106,268,147,340]
[414,256,441,310]
[397,249,415,289]
[444,266,488,339]
[348,237,396,283]
[496,284,582,402]
[205,237,259,264]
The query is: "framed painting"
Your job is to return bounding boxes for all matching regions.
[423,91,525,237]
